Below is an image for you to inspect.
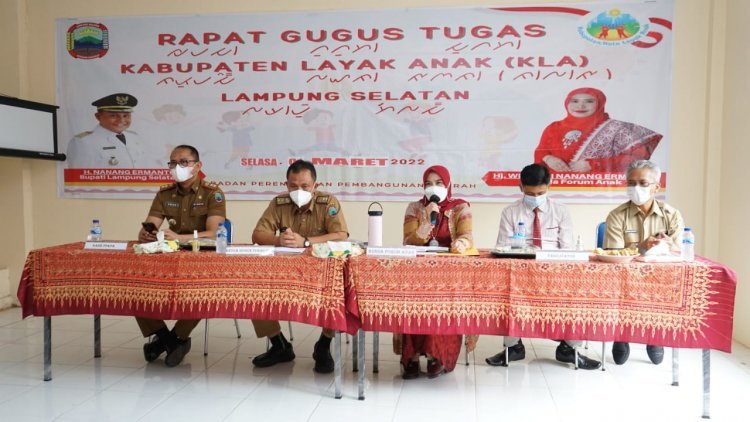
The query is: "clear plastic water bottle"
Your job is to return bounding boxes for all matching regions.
[513,221,527,248]
[215,223,228,254]
[87,219,102,241]
[681,227,695,262]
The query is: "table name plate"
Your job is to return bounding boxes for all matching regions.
[226,245,275,256]
[84,242,128,250]
[535,250,590,261]
[366,247,418,258]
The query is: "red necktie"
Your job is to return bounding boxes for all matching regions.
[533,207,542,247]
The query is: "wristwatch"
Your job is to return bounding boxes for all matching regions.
[303,237,311,248]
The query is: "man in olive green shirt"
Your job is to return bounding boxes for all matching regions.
[251,159,348,373]
[136,144,226,367]
[604,159,684,366]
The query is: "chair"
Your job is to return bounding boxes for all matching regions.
[594,221,677,373]
[201,218,296,355]
[595,221,607,370]
[596,221,606,249]
[204,218,241,355]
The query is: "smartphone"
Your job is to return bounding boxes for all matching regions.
[141,222,158,233]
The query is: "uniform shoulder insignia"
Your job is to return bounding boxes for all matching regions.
[159,183,176,191]
[276,196,292,205]
[316,195,330,204]
[74,131,93,139]
[202,180,221,190]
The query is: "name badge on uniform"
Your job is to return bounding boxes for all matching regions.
[192,202,205,208]
[165,201,180,208]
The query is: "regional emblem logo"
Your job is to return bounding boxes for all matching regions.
[578,9,649,46]
[66,23,109,59]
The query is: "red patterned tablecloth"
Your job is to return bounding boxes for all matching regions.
[18,242,347,332]
[345,252,737,352]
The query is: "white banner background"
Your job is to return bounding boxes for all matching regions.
[56,0,674,202]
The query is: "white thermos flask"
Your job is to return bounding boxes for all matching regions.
[368,202,383,247]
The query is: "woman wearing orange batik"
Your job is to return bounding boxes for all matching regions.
[396,165,478,379]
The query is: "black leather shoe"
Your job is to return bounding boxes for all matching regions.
[402,361,419,380]
[612,341,630,365]
[143,336,167,362]
[485,340,525,366]
[646,345,664,365]
[427,359,446,379]
[165,337,191,367]
[252,342,296,368]
[312,340,335,374]
[555,342,601,370]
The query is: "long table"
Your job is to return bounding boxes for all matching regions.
[345,252,737,418]
[17,242,348,381]
[17,244,738,416]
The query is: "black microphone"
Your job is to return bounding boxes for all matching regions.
[428,194,440,225]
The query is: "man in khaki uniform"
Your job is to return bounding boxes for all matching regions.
[251,159,349,373]
[603,159,684,366]
[136,144,226,367]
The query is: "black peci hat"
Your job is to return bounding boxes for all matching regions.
[92,93,138,112]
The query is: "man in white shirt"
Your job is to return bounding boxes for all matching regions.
[485,163,601,370]
[66,93,156,168]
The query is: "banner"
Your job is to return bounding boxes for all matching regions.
[56,1,674,202]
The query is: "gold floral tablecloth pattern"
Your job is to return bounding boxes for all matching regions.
[345,252,736,351]
[19,243,347,331]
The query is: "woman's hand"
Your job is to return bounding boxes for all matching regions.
[425,202,439,221]
[569,159,592,172]
[543,155,571,172]
[451,238,468,254]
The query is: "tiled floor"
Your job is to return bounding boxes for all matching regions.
[0,307,748,421]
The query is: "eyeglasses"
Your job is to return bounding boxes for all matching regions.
[626,180,655,187]
[167,159,198,169]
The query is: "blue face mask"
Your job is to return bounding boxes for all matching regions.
[523,193,547,208]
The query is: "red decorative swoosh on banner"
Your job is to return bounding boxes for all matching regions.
[649,17,673,30]
[631,31,664,48]
[631,18,672,48]
[492,6,590,16]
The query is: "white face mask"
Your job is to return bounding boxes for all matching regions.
[523,193,547,209]
[289,189,313,207]
[170,165,194,183]
[424,185,448,203]
[627,185,653,205]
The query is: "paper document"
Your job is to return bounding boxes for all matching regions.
[275,247,306,254]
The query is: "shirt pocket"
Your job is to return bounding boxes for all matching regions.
[542,226,559,240]
[162,201,180,217]
[624,230,640,246]
[190,204,208,217]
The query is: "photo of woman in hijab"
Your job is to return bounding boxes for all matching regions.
[534,87,662,173]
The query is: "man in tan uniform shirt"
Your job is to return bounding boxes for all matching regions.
[603,159,684,367]
[251,159,348,373]
[136,145,226,367]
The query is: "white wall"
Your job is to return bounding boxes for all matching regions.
[1,0,746,346]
